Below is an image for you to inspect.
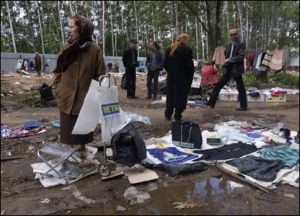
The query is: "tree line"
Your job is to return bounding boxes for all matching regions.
[1,1,299,59]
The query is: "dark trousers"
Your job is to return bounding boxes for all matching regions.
[208,72,247,108]
[125,68,136,97]
[165,91,184,121]
[147,70,159,97]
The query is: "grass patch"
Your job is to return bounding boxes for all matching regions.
[269,71,299,88]
[20,91,42,107]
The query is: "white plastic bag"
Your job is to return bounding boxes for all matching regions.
[72,79,100,134]
[98,76,130,142]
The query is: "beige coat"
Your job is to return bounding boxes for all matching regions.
[53,42,106,115]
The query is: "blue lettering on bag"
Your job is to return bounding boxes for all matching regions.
[101,103,120,116]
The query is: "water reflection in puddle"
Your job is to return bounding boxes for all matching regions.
[56,176,245,215]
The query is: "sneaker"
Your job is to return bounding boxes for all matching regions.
[235,107,247,111]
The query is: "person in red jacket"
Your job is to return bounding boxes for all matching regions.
[200,60,218,99]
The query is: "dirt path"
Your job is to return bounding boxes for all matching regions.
[1,74,299,215]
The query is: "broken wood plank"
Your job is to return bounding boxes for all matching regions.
[216,163,270,194]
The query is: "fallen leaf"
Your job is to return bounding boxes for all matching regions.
[173,201,198,209]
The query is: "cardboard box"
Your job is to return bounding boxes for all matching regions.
[247,94,266,102]
[266,94,287,103]
[219,92,239,101]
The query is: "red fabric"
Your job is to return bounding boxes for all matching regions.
[271,90,287,96]
[201,65,218,86]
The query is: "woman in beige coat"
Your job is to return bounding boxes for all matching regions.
[53,14,106,150]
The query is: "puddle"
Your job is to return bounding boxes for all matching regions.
[55,176,247,215]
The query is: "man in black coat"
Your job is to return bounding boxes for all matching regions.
[207,29,248,111]
[164,33,194,121]
[122,38,138,99]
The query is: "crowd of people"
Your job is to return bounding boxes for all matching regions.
[52,14,248,153]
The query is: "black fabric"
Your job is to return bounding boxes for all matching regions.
[164,44,194,118]
[159,79,167,94]
[147,69,160,97]
[111,122,146,167]
[125,69,136,97]
[227,155,284,182]
[39,83,54,101]
[172,121,202,149]
[121,73,127,90]
[189,87,202,96]
[122,48,138,97]
[142,162,208,176]
[193,142,257,160]
[224,39,245,77]
[208,70,247,109]
[249,92,260,97]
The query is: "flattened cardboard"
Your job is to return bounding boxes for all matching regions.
[124,168,158,184]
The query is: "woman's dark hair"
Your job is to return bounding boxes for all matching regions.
[152,41,160,50]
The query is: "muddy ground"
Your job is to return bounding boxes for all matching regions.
[1,73,299,215]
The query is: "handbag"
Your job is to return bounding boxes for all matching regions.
[172,121,202,149]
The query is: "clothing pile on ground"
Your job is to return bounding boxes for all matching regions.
[1,120,46,139]
[219,86,299,103]
[141,120,299,190]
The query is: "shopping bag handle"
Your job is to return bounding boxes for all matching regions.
[99,74,117,87]
[181,124,192,144]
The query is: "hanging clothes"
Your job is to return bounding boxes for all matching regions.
[269,49,284,71]
[212,46,226,65]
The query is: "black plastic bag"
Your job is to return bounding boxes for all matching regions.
[39,83,54,101]
[111,123,146,167]
[172,121,202,149]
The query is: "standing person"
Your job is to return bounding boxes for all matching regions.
[34,52,42,76]
[146,41,164,100]
[52,14,106,153]
[200,59,219,99]
[164,33,194,121]
[122,38,138,99]
[206,29,247,111]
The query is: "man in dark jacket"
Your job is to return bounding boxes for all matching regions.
[146,41,164,100]
[34,52,42,76]
[122,38,138,99]
[164,33,194,121]
[207,29,247,111]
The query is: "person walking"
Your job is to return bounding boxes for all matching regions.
[34,52,42,76]
[146,41,164,100]
[164,33,194,121]
[122,38,138,99]
[206,29,248,111]
[52,14,106,153]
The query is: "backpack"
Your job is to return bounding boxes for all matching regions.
[110,122,146,167]
[39,83,54,101]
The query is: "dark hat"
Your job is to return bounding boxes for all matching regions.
[128,38,137,44]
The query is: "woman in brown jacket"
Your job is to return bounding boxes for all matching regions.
[53,14,106,151]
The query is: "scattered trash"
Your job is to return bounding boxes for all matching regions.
[147,182,158,191]
[7,151,12,157]
[47,136,58,142]
[116,205,127,212]
[125,112,152,125]
[14,82,21,85]
[51,120,60,128]
[284,193,296,199]
[1,210,6,215]
[40,198,50,204]
[173,201,198,209]
[72,185,96,204]
[227,180,244,190]
[28,145,35,153]
[124,186,151,205]
[65,210,71,214]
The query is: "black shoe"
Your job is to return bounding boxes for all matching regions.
[235,107,247,111]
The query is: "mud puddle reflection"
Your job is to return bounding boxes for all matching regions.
[55,176,247,215]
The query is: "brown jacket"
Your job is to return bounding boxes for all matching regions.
[53,42,106,115]
[34,54,42,71]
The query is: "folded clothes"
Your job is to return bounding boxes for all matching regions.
[193,142,258,161]
[227,155,284,182]
[258,145,299,168]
